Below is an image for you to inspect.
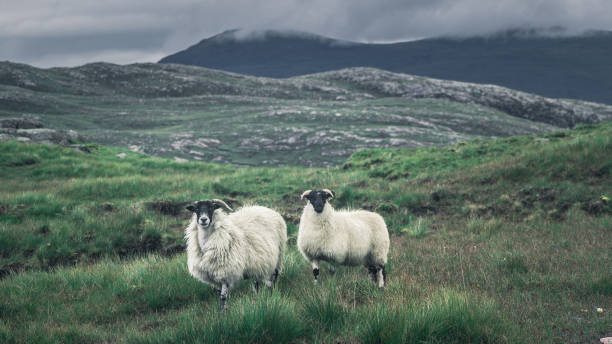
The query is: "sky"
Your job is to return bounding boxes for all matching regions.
[1,0,611,68]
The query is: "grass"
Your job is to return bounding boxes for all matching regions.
[360,290,508,344]
[0,122,611,343]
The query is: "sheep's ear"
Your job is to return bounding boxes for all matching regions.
[322,189,335,199]
[301,190,312,200]
[186,205,196,212]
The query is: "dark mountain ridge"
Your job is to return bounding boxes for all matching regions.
[160,28,612,105]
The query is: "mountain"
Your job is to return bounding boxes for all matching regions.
[159,28,612,105]
[1,61,611,166]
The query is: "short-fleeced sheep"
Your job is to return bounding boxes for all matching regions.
[297,189,390,287]
[185,199,287,311]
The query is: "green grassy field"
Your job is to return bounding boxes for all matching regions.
[1,122,611,343]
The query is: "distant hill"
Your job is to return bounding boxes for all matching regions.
[1,61,611,166]
[159,28,612,105]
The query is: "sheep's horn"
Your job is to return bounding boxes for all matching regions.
[322,189,335,199]
[301,190,312,200]
[211,199,233,212]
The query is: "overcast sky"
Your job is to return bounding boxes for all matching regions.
[1,0,611,68]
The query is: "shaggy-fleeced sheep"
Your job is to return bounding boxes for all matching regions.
[185,199,287,311]
[297,189,390,287]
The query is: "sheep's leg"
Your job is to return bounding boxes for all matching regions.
[252,280,260,293]
[219,283,230,312]
[367,265,377,282]
[328,264,336,274]
[376,265,386,288]
[311,260,320,284]
[269,268,279,287]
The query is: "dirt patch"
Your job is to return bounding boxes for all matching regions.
[11,157,38,166]
[162,243,186,256]
[581,200,610,216]
[38,225,50,235]
[101,203,114,212]
[147,200,190,216]
[517,187,556,206]
[0,262,24,279]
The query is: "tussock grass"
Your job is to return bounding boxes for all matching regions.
[361,290,509,344]
[401,217,430,238]
[142,292,305,344]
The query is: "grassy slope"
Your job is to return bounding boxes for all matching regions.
[0,122,611,343]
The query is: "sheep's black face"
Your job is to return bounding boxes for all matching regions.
[305,190,333,213]
[186,201,220,229]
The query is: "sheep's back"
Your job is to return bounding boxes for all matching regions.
[334,210,389,263]
[334,210,386,235]
[229,206,287,273]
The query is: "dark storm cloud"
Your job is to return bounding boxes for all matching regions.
[1,0,611,67]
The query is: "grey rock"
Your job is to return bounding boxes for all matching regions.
[0,116,43,129]
[15,128,82,145]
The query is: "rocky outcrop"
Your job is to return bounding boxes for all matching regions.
[312,68,612,128]
[0,116,43,129]
[0,116,86,146]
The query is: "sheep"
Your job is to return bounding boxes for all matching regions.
[297,189,390,287]
[185,199,287,311]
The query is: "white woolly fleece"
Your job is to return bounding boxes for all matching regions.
[185,206,287,290]
[297,202,389,267]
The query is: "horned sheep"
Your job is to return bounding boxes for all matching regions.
[185,199,287,311]
[297,189,390,287]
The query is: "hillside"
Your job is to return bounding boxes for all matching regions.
[2,61,611,166]
[159,29,612,105]
[0,123,610,343]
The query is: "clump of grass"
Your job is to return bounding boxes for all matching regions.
[466,216,503,237]
[153,292,306,344]
[497,253,529,274]
[301,283,347,331]
[360,290,511,344]
[375,202,399,213]
[395,193,429,212]
[591,276,612,296]
[334,185,367,208]
[401,217,430,238]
